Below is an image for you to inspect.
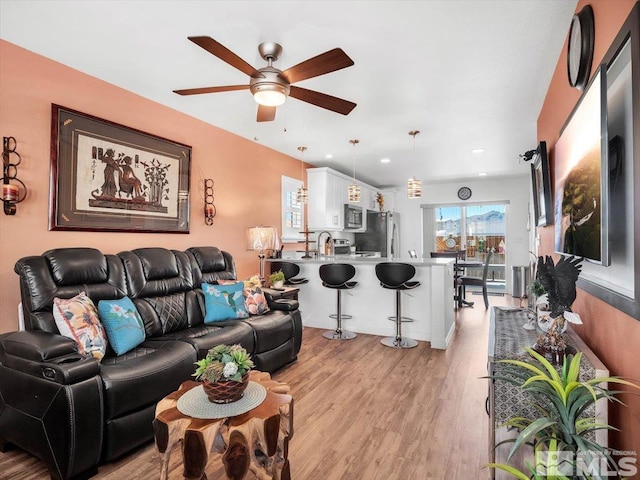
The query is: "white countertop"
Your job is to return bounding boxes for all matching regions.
[267,256,454,266]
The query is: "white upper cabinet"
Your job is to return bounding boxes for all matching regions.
[307,167,377,232]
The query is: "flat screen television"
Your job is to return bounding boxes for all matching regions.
[554,66,609,265]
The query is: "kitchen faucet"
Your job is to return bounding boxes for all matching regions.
[317,231,334,257]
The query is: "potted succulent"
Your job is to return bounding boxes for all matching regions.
[487,348,639,479]
[269,270,285,289]
[193,344,254,403]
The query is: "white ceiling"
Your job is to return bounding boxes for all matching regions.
[0,0,577,188]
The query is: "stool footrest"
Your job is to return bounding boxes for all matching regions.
[380,337,418,349]
[323,330,357,340]
[329,313,352,320]
[387,316,414,323]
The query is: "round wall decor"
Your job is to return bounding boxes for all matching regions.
[457,186,472,201]
[567,5,595,91]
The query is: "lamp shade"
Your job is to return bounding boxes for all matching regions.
[407,177,422,198]
[247,226,278,251]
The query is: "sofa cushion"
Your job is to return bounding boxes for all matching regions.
[241,310,295,353]
[53,292,108,360]
[153,322,255,359]
[98,297,146,356]
[100,340,196,420]
[203,282,249,322]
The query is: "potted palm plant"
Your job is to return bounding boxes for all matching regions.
[487,348,639,479]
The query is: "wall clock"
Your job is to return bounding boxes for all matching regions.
[567,5,595,91]
[457,186,472,201]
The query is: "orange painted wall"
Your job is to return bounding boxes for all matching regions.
[537,0,640,461]
[0,40,305,334]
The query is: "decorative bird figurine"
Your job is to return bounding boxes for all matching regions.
[536,255,582,318]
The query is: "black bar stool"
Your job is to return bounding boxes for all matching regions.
[375,262,420,348]
[319,263,357,340]
[270,261,308,285]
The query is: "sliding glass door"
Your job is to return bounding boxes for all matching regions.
[435,203,507,291]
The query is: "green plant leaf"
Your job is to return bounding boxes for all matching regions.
[484,463,531,480]
[507,417,557,460]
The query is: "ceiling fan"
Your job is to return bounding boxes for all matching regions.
[173,36,357,122]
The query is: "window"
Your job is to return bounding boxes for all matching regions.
[281,175,304,243]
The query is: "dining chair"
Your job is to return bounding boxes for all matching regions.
[430,251,464,307]
[460,251,493,309]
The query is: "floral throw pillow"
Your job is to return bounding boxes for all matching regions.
[202,282,250,322]
[53,291,108,360]
[245,286,270,315]
[97,297,146,356]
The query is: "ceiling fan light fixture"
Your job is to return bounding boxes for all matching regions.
[252,85,287,106]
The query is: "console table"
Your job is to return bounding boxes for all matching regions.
[487,307,608,479]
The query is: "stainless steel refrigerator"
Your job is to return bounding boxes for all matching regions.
[354,211,400,258]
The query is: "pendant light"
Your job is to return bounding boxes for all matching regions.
[348,139,361,202]
[296,146,308,204]
[407,130,422,199]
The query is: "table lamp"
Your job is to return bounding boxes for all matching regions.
[247,226,278,283]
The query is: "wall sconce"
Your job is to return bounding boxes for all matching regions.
[204,178,216,225]
[2,137,27,215]
[247,226,278,283]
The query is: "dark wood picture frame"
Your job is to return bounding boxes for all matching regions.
[554,66,608,265]
[50,105,191,233]
[575,3,640,320]
[530,141,552,227]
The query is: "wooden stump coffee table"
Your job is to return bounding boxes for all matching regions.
[153,371,293,480]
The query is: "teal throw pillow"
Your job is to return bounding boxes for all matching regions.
[97,297,146,356]
[203,282,249,322]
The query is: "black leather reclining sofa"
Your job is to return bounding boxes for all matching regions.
[0,246,302,480]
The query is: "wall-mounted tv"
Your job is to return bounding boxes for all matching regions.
[554,66,609,265]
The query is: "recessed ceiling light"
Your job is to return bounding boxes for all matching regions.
[380,157,391,163]
[478,172,488,176]
[472,148,485,154]
[325,154,333,159]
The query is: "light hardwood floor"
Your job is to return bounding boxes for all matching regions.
[0,293,519,480]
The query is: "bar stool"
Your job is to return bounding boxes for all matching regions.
[319,263,357,340]
[270,261,308,285]
[375,262,420,348]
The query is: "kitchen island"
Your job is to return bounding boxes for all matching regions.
[267,256,455,349]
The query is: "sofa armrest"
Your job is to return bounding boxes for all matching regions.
[267,299,299,312]
[0,331,100,385]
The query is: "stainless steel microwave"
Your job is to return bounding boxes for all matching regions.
[344,204,363,229]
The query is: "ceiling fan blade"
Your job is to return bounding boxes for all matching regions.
[289,86,356,115]
[283,48,354,84]
[257,104,276,122]
[188,36,263,78]
[173,85,249,96]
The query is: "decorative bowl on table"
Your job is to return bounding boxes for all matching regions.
[193,344,254,404]
[202,372,250,403]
